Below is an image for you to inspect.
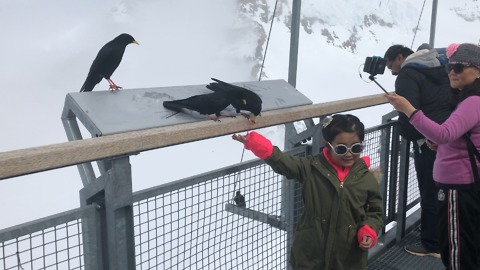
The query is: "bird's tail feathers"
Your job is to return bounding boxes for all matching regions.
[206,82,225,92]
[211,78,228,85]
[210,78,246,92]
[211,78,234,89]
[163,100,187,112]
[207,77,238,93]
[80,79,96,92]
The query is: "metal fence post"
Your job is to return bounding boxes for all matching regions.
[379,121,391,235]
[396,138,410,241]
[285,0,302,265]
[80,156,135,270]
[81,203,103,270]
[429,0,438,47]
[283,123,302,270]
[104,156,135,270]
[381,112,398,231]
[288,0,301,88]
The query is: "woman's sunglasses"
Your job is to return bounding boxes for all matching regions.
[328,142,363,156]
[446,63,474,74]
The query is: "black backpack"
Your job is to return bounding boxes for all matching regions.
[464,132,480,188]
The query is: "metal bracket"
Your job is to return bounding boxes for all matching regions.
[224,203,286,231]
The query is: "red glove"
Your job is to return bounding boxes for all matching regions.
[244,132,274,160]
[357,224,378,247]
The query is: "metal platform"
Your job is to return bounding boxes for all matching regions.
[367,228,445,270]
[61,79,312,185]
[61,79,312,137]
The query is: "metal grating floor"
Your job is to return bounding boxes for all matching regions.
[367,228,445,270]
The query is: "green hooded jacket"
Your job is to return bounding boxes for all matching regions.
[265,147,383,270]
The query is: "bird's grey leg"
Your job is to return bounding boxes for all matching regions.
[218,114,237,119]
[240,112,251,119]
[206,114,221,122]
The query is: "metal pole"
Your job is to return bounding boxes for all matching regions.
[79,156,135,269]
[288,0,301,87]
[104,156,135,270]
[429,0,438,47]
[285,2,301,268]
[396,138,410,242]
[61,102,96,186]
[282,123,298,270]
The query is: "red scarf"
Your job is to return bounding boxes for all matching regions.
[322,147,370,182]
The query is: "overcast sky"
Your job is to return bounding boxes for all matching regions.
[1,0,479,229]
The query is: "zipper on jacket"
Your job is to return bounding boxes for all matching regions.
[347,224,354,240]
[340,181,344,188]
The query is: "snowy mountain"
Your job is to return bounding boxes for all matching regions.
[1,0,480,229]
[235,0,479,83]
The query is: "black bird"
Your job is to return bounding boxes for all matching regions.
[206,78,262,123]
[163,91,236,121]
[80,33,139,92]
[233,191,246,207]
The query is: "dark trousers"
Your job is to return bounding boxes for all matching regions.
[437,188,480,269]
[412,142,439,252]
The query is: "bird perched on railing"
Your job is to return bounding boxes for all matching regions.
[206,78,262,123]
[163,91,236,121]
[80,33,139,92]
[233,191,246,207]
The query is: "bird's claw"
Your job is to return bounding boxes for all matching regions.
[109,85,122,91]
[240,112,257,124]
[207,115,221,122]
[246,113,259,124]
[240,112,250,119]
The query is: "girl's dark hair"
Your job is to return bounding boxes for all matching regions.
[384,45,414,61]
[322,114,365,143]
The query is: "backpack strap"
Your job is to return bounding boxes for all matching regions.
[464,132,480,184]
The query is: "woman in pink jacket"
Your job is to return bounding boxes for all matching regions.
[385,43,480,270]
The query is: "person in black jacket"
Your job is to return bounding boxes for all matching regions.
[384,44,453,258]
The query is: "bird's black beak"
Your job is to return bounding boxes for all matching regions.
[249,114,258,124]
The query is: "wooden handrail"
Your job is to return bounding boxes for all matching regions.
[0,94,388,180]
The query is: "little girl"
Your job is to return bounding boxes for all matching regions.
[232,114,383,270]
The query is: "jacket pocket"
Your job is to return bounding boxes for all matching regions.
[291,227,323,268]
[338,224,364,262]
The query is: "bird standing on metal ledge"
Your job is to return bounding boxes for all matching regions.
[80,33,139,92]
[233,191,246,207]
[206,78,262,123]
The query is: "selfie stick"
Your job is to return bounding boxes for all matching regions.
[368,75,389,95]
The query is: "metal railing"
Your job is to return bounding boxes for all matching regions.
[127,119,421,269]
[132,152,300,270]
[0,95,424,269]
[0,205,99,270]
[1,120,420,270]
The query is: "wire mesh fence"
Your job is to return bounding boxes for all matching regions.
[0,121,422,270]
[132,147,306,270]
[0,206,97,270]
[364,122,420,225]
[131,121,421,269]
